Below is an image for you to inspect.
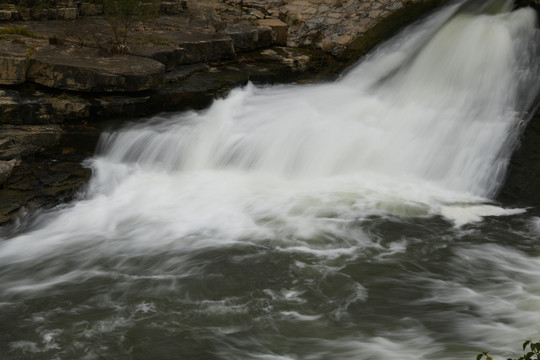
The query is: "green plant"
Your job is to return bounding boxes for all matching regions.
[25,46,35,60]
[0,26,40,38]
[477,340,540,360]
[102,0,159,46]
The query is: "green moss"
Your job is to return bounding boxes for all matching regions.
[0,26,41,38]
[25,46,35,61]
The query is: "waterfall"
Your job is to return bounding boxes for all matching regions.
[96,3,540,204]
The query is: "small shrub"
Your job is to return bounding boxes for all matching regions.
[25,46,35,61]
[102,0,159,46]
[477,340,540,360]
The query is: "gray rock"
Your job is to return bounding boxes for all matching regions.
[0,124,64,160]
[0,10,17,21]
[149,31,236,64]
[129,44,185,71]
[0,89,23,124]
[57,7,78,20]
[0,159,21,186]
[165,63,209,83]
[27,46,165,92]
[0,41,29,85]
[258,19,288,45]
[225,25,272,52]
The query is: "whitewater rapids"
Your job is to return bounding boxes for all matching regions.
[1,1,540,359]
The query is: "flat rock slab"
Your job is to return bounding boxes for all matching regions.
[149,31,236,64]
[0,41,29,85]
[27,46,165,92]
[129,44,185,71]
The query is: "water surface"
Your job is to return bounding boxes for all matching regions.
[1,1,540,359]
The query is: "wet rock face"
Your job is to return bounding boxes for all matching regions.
[0,89,91,125]
[0,158,92,225]
[498,111,540,206]
[0,124,98,225]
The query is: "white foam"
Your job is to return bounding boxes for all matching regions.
[440,204,526,227]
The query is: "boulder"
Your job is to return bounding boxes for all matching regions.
[0,159,21,186]
[0,10,16,21]
[225,25,272,52]
[57,7,77,20]
[258,19,288,45]
[27,46,165,92]
[0,41,29,85]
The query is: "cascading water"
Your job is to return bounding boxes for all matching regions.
[1,1,540,359]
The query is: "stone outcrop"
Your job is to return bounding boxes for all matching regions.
[0,158,92,224]
[0,124,95,224]
[0,41,28,85]
[0,159,20,185]
[149,31,236,64]
[222,0,445,55]
[0,89,91,125]
[27,46,166,92]
[0,124,64,160]
[225,25,272,52]
[129,44,186,71]
[258,19,288,45]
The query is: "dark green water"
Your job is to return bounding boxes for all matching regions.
[2,210,540,359]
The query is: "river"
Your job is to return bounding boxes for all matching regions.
[1,0,540,359]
